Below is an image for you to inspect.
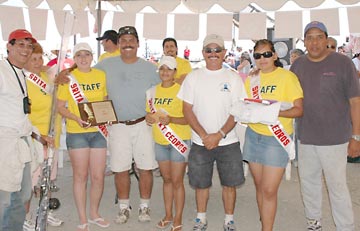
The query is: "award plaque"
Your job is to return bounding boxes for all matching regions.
[78,100,118,126]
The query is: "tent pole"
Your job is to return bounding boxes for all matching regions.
[97,0,102,60]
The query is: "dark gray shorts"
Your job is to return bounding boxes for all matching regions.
[188,142,245,189]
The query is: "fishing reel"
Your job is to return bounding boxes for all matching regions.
[49,197,61,210]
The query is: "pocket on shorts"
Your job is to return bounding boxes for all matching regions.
[0,149,24,190]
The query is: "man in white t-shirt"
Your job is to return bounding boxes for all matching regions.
[178,34,247,231]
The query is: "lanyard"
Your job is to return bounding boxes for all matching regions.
[7,59,27,96]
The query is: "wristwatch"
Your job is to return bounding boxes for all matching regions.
[219,129,227,139]
[351,135,360,141]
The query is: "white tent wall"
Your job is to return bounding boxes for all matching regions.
[1,0,360,61]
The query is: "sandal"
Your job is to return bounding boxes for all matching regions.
[88,217,110,228]
[171,224,183,231]
[156,219,172,229]
[77,223,90,231]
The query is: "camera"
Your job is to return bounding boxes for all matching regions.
[23,96,31,114]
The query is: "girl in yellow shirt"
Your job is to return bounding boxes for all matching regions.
[145,56,191,231]
[57,43,109,231]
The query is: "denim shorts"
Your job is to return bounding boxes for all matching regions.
[66,132,107,150]
[188,142,245,189]
[243,127,289,168]
[155,140,191,163]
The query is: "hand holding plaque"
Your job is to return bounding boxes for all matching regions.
[78,100,118,126]
[149,110,168,123]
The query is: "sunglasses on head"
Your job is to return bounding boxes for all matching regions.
[253,51,273,60]
[203,47,223,54]
[118,26,137,35]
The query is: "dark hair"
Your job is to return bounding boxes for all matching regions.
[7,39,16,54]
[162,38,178,48]
[253,39,283,67]
[107,36,118,45]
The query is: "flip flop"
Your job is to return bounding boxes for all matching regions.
[156,219,172,229]
[77,223,90,231]
[171,224,183,231]
[88,217,110,228]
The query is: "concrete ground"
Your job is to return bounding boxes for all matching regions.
[39,154,360,231]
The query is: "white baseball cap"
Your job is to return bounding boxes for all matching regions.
[158,56,177,70]
[73,42,92,56]
[203,34,224,48]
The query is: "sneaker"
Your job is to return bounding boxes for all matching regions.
[49,181,60,192]
[138,207,151,222]
[23,219,35,231]
[223,220,236,231]
[307,219,322,231]
[193,218,208,231]
[47,211,63,226]
[115,207,131,224]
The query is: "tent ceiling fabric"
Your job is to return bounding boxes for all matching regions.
[101,0,360,12]
[14,0,360,11]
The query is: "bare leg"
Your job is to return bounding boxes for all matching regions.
[138,169,153,199]
[195,188,209,213]
[69,148,90,225]
[222,186,236,214]
[114,171,130,199]
[171,162,187,227]
[88,148,106,219]
[249,162,284,231]
[158,161,173,222]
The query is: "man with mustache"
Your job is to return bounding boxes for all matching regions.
[94,26,160,225]
[178,34,246,231]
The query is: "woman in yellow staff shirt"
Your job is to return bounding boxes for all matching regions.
[23,42,63,230]
[57,42,109,231]
[145,56,191,231]
[243,39,303,231]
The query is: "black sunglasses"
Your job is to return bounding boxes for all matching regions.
[203,47,223,54]
[253,51,273,60]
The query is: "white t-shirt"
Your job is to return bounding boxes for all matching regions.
[0,60,32,135]
[177,67,247,146]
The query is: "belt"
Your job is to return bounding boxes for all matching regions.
[119,117,145,126]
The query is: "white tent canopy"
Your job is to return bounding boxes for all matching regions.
[1,0,360,40]
[1,0,360,60]
[1,0,358,12]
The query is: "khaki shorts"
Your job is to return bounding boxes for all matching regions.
[109,121,157,172]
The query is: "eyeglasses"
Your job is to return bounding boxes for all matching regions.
[327,45,336,49]
[203,47,223,54]
[14,42,34,50]
[253,51,273,60]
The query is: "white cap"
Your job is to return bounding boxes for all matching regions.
[73,42,92,55]
[203,34,224,48]
[158,56,177,70]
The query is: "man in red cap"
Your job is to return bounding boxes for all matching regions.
[0,29,37,231]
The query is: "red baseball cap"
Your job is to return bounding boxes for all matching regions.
[8,29,37,43]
